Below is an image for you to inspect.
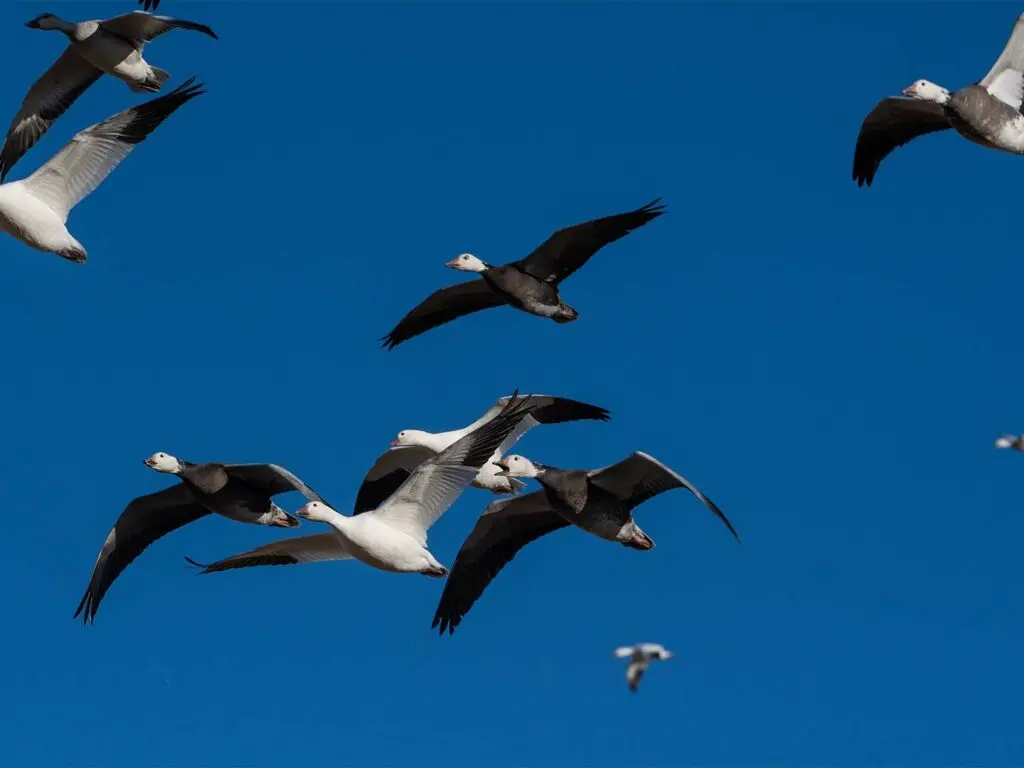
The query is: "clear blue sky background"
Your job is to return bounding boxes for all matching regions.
[1,1,1022,765]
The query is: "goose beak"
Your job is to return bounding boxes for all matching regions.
[445,258,461,269]
[901,86,915,97]
[493,459,510,477]
[294,504,312,519]
[25,20,39,29]
[143,457,156,468]
[390,439,400,447]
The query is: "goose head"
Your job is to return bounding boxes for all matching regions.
[295,501,335,522]
[493,454,543,479]
[902,79,951,105]
[391,429,433,448]
[143,452,184,474]
[25,13,71,32]
[445,253,489,273]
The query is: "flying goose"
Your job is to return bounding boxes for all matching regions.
[354,394,610,513]
[995,433,1024,451]
[0,79,203,263]
[853,12,1024,186]
[614,643,673,693]
[432,452,738,634]
[185,394,541,579]
[75,454,327,624]
[381,200,665,349]
[2,12,215,180]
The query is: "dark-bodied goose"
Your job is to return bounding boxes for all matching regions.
[432,452,738,634]
[355,394,610,513]
[74,454,326,623]
[854,12,1024,186]
[2,12,215,180]
[382,200,665,349]
[995,433,1024,451]
[614,643,673,693]
[0,79,203,263]
[186,394,541,579]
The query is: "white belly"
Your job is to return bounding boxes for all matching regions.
[335,515,434,573]
[989,115,1024,153]
[0,183,81,256]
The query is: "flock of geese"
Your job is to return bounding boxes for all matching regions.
[7,2,1024,692]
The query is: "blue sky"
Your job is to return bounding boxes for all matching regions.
[2,1,1023,765]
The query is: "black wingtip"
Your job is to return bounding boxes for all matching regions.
[184,555,210,572]
[379,334,399,351]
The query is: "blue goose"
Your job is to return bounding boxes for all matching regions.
[854,12,1024,186]
[0,79,203,263]
[354,394,609,513]
[75,455,329,623]
[185,395,542,580]
[2,12,215,180]
[431,452,739,634]
[382,200,665,349]
[614,643,673,693]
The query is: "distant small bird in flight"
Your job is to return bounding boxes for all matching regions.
[382,199,665,349]
[614,643,673,692]
[995,434,1024,451]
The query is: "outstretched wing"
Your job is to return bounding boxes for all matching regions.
[354,445,436,514]
[381,281,507,350]
[100,11,218,45]
[514,199,665,285]
[74,484,208,623]
[852,97,950,187]
[432,492,568,635]
[185,533,351,574]
[589,452,739,541]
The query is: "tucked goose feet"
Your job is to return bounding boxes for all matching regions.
[57,246,87,264]
[624,530,655,551]
[553,303,579,323]
[270,512,301,528]
[421,563,449,578]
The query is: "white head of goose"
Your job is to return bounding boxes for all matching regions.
[75,455,328,623]
[446,253,489,273]
[353,394,610,512]
[853,12,1024,186]
[381,199,665,349]
[3,11,216,181]
[184,393,545,582]
[432,451,739,634]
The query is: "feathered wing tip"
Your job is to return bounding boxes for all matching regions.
[613,646,635,658]
[995,436,1014,448]
[637,197,667,218]
[184,556,209,570]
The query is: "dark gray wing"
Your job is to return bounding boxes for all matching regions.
[432,492,569,635]
[180,462,231,494]
[514,199,665,285]
[185,533,351,574]
[0,49,102,182]
[223,464,329,504]
[74,484,208,624]
[852,97,951,187]
[100,11,218,44]
[354,445,435,514]
[381,280,508,350]
[589,452,739,541]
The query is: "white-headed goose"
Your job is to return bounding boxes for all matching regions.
[382,200,665,349]
[75,455,329,623]
[2,12,215,180]
[432,452,738,634]
[185,394,541,580]
[354,394,609,513]
[854,12,1024,186]
[0,79,203,263]
[614,643,673,693]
